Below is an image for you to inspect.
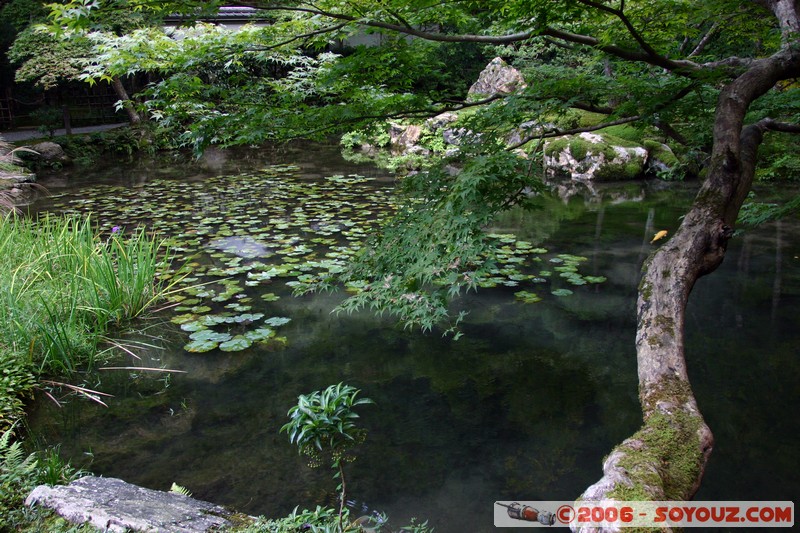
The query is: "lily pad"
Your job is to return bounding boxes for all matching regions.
[244,328,275,342]
[219,335,253,352]
[189,330,232,343]
[180,321,207,332]
[551,288,574,297]
[184,339,219,353]
[264,316,291,327]
[514,291,542,304]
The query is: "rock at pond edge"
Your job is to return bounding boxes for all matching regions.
[26,476,244,532]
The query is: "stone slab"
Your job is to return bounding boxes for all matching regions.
[26,476,237,532]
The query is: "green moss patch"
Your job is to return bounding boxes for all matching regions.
[610,378,705,501]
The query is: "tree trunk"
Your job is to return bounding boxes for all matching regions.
[576,2,800,527]
[111,76,142,125]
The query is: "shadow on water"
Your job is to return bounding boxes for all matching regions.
[25,143,800,532]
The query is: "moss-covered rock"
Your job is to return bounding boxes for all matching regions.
[544,132,650,181]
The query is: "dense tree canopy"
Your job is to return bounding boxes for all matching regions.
[21,0,800,523]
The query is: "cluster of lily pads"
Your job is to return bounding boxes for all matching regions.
[510,251,607,304]
[36,164,604,352]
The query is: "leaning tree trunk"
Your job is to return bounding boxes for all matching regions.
[576,3,800,529]
[111,76,142,125]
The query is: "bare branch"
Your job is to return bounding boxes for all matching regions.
[689,21,720,57]
[575,0,661,58]
[568,100,615,114]
[386,9,414,31]
[244,22,348,51]
[757,117,800,133]
[654,119,692,147]
[540,27,702,76]
[251,4,539,43]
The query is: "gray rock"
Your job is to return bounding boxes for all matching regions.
[29,141,71,164]
[442,127,482,146]
[425,112,458,131]
[26,476,241,532]
[468,57,527,98]
[645,142,680,176]
[389,123,422,153]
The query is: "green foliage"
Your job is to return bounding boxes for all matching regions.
[237,507,434,533]
[0,354,35,433]
[0,214,175,375]
[0,426,39,530]
[30,0,799,334]
[29,106,63,139]
[333,147,542,333]
[0,424,89,531]
[169,482,192,497]
[36,445,85,487]
[737,193,800,227]
[281,383,373,467]
[9,26,92,89]
[239,506,349,533]
[0,0,47,33]
[281,383,374,529]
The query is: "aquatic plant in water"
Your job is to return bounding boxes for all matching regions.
[36,166,605,351]
[281,383,373,531]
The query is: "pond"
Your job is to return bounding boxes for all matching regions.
[25,143,800,532]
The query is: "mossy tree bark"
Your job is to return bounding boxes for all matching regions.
[577,0,800,524]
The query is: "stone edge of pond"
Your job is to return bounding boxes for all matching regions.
[26,475,255,532]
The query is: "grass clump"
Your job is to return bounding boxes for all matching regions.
[0,213,174,528]
[0,214,174,421]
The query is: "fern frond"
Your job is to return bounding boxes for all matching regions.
[169,482,192,497]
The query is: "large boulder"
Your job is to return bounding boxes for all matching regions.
[468,57,527,98]
[29,141,71,165]
[26,476,243,532]
[643,140,681,177]
[389,123,423,153]
[544,132,649,181]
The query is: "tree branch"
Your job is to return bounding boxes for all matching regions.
[540,27,702,76]
[689,22,720,57]
[575,0,661,58]
[244,22,348,51]
[249,4,540,43]
[757,117,800,133]
[248,2,752,80]
[509,82,697,150]
[257,93,507,140]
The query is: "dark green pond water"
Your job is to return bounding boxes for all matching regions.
[26,143,800,532]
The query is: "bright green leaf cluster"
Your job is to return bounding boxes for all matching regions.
[280,383,373,467]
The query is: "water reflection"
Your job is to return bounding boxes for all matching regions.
[26,145,800,532]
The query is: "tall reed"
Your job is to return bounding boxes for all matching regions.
[0,213,174,376]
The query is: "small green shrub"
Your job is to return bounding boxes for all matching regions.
[281,383,374,530]
[29,107,63,138]
[235,507,433,533]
